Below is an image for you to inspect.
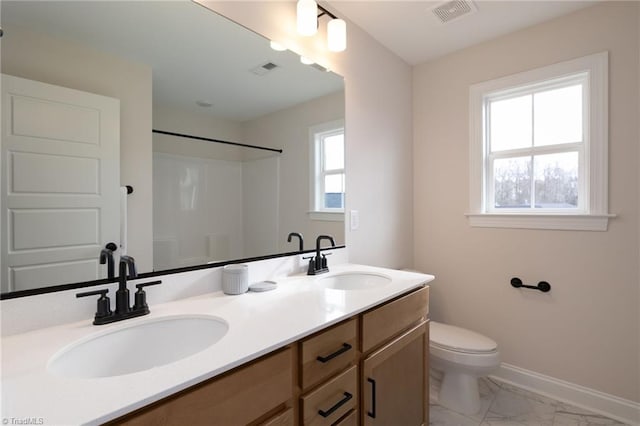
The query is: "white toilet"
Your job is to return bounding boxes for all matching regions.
[430,321,500,415]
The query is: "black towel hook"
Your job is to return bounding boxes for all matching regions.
[511,277,551,293]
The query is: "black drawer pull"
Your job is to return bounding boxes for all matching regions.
[316,343,352,363]
[318,391,353,418]
[367,377,377,418]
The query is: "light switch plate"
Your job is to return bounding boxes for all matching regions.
[350,210,359,230]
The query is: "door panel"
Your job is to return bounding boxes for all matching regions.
[1,74,120,292]
[11,152,99,194]
[363,322,428,426]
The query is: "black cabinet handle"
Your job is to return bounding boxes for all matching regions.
[316,343,352,363]
[318,392,352,418]
[367,377,377,418]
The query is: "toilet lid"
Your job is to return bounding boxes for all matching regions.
[430,321,497,354]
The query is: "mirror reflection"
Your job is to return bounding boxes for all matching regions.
[0,0,345,296]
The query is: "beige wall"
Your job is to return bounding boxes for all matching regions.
[242,91,345,251]
[413,2,639,402]
[201,1,414,268]
[1,25,154,272]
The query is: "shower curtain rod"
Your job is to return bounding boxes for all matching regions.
[152,129,283,154]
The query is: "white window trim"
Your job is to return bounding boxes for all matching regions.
[467,51,614,231]
[308,119,345,222]
[308,211,345,222]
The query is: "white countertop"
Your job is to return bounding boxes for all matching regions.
[1,264,433,425]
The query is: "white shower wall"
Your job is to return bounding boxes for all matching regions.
[242,155,280,259]
[153,152,280,269]
[153,153,240,269]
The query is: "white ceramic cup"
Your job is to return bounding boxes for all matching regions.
[222,264,249,295]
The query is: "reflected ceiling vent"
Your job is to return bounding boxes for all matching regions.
[250,61,280,76]
[310,63,329,73]
[432,0,477,24]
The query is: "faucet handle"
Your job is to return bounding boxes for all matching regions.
[77,289,112,323]
[133,280,162,313]
[321,252,332,269]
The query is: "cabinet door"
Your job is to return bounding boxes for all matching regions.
[362,322,428,426]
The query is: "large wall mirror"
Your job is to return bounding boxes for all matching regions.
[0,0,345,298]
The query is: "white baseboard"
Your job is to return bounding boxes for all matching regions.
[490,363,640,426]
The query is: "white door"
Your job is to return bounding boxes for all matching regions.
[1,74,120,292]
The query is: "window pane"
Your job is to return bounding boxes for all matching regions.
[534,84,582,147]
[489,95,532,152]
[534,152,579,208]
[323,134,344,171]
[494,157,531,208]
[324,173,344,209]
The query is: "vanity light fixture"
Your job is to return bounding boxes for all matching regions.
[327,18,346,52]
[297,0,318,36]
[296,0,347,52]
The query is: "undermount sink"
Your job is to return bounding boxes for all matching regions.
[318,272,392,290]
[48,315,228,379]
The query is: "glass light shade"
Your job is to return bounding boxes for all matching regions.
[327,18,346,52]
[297,0,318,36]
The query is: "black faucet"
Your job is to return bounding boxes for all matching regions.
[77,255,161,325]
[287,232,304,251]
[306,235,336,275]
[116,255,137,314]
[99,242,118,279]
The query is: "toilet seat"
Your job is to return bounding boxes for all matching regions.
[430,321,497,354]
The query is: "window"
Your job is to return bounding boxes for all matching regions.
[468,52,613,231]
[309,120,345,221]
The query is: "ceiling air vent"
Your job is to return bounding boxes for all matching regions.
[432,0,477,24]
[250,61,279,76]
[310,63,329,73]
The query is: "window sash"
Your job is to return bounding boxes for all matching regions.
[311,123,345,213]
[483,75,588,213]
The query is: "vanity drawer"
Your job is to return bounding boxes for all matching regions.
[361,286,429,353]
[112,347,292,425]
[301,318,357,390]
[301,365,358,426]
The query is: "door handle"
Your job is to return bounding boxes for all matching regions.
[367,377,377,418]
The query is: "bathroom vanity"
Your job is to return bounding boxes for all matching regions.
[111,286,429,425]
[0,265,433,425]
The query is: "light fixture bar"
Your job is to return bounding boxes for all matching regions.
[296,1,347,52]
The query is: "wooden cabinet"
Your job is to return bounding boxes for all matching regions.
[362,322,429,426]
[300,318,357,391]
[261,408,295,426]
[110,285,429,426]
[361,286,429,353]
[300,365,358,425]
[111,348,293,426]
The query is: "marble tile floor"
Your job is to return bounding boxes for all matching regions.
[429,372,631,426]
